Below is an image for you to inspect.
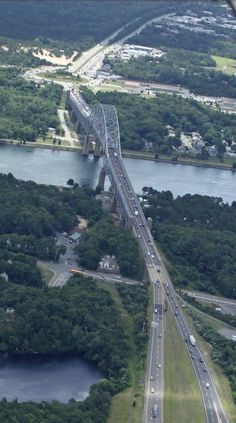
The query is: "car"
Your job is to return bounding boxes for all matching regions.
[159,333,162,337]
[138,234,141,238]
[158,364,161,368]
[203,368,207,373]
[174,312,178,316]
[151,388,155,393]
[147,252,151,256]
[150,375,153,380]
[199,358,203,363]
[152,254,155,258]
[155,308,158,313]
[191,355,195,360]
[152,404,158,419]
[205,383,209,389]
[189,349,193,354]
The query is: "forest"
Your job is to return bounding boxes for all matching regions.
[128,3,236,59]
[0,1,160,47]
[76,215,144,279]
[106,49,236,98]
[81,88,236,154]
[142,188,236,298]
[0,68,62,140]
[0,276,128,422]
[0,173,146,421]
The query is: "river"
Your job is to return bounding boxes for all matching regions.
[0,144,235,203]
[0,354,101,403]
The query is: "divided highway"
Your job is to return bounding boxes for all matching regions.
[70,87,229,423]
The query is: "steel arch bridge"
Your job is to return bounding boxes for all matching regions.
[66,89,148,229]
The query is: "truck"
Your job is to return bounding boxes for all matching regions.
[189,335,196,346]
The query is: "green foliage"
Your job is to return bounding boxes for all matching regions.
[89,90,236,152]
[142,189,236,298]
[129,3,236,60]
[116,284,149,355]
[0,173,104,287]
[76,216,144,279]
[0,1,159,47]
[0,277,128,387]
[0,68,62,141]
[106,49,236,97]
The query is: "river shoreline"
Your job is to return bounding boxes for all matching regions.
[0,139,235,172]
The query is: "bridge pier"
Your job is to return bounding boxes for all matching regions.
[75,119,80,133]
[98,167,106,191]
[82,136,90,155]
[94,141,101,157]
[65,91,70,110]
[110,195,117,213]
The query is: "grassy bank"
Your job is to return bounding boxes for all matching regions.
[96,281,149,423]
[122,149,235,171]
[164,310,205,423]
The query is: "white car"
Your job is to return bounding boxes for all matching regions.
[150,375,153,380]
[151,388,155,393]
[158,364,161,369]
[205,383,209,389]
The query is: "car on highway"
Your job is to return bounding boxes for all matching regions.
[203,368,207,373]
[150,375,153,380]
[199,358,203,363]
[158,363,161,368]
[151,388,155,393]
[205,383,209,389]
[159,333,162,337]
[152,404,158,419]
[155,308,158,313]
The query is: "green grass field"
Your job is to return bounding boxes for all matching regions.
[164,310,205,423]
[212,55,236,75]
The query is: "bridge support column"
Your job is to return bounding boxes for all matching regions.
[75,119,80,133]
[65,91,70,110]
[98,167,106,191]
[110,195,117,213]
[82,136,89,155]
[94,141,101,158]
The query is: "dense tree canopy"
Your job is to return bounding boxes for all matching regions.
[142,189,236,298]
[0,68,62,140]
[81,88,236,153]
[76,215,144,279]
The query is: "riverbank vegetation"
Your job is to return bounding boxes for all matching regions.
[0,68,62,141]
[142,189,236,299]
[81,88,236,154]
[105,49,236,97]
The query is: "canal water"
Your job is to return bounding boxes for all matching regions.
[0,144,235,203]
[0,354,101,403]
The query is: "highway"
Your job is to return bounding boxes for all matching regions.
[68,88,229,423]
[184,291,236,316]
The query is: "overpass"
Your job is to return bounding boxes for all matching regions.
[66,89,228,423]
